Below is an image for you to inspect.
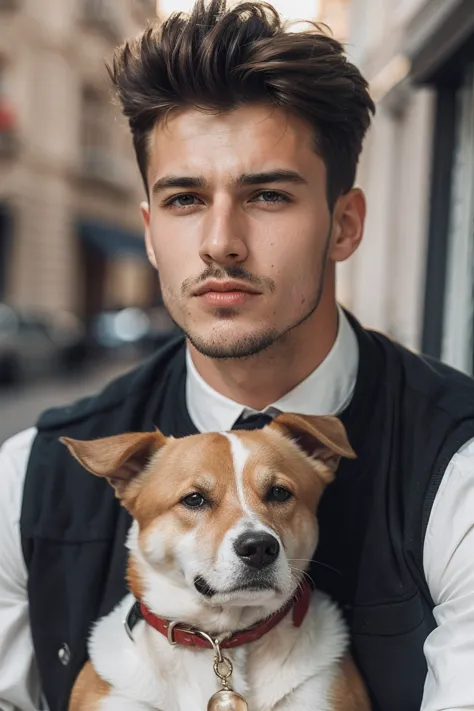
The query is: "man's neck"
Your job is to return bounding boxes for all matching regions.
[188,299,339,411]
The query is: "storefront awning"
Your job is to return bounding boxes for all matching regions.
[78,219,147,261]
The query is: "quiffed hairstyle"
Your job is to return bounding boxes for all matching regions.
[109,0,375,208]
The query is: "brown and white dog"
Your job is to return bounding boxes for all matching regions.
[61,413,370,711]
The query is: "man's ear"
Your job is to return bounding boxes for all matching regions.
[60,430,167,498]
[270,413,356,482]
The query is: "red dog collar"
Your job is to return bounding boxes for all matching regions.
[137,580,312,649]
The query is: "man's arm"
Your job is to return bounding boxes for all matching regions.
[0,428,41,711]
[422,437,474,711]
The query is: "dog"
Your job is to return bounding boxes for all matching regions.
[61,412,370,711]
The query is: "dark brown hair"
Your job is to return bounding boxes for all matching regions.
[109,0,375,208]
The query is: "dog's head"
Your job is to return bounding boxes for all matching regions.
[61,414,354,620]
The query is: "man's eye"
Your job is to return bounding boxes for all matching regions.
[167,194,200,208]
[181,493,207,509]
[253,191,288,204]
[266,486,293,503]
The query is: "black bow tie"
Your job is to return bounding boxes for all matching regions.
[231,412,274,431]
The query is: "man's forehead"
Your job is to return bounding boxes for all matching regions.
[146,104,323,188]
[153,103,305,138]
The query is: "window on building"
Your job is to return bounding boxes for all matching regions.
[80,86,113,180]
[0,0,20,12]
[441,64,474,375]
[80,0,121,38]
[420,24,474,373]
[133,0,156,15]
[81,87,107,153]
[0,60,6,99]
[0,59,16,155]
[81,0,114,19]
[80,86,131,190]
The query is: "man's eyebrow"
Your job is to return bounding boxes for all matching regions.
[151,175,209,194]
[151,169,307,195]
[238,170,307,186]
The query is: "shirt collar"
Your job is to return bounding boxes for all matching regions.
[185,305,359,434]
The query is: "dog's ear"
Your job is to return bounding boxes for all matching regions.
[270,413,356,482]
[60,430,166,498]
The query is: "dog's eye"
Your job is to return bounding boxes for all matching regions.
[267,486,293,503]
[181,493,207,509]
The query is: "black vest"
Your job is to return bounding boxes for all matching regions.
[20,314,474,711]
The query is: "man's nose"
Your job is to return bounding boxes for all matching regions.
[199,203,248,266]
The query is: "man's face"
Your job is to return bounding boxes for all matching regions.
[143,104,345,358]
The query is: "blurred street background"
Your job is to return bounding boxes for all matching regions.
[0,0,473,444]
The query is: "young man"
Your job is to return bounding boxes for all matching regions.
[1,1,473,709]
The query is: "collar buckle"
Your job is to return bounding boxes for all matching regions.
[167,619,182,646]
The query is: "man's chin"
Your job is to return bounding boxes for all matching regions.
[185,325,279,359]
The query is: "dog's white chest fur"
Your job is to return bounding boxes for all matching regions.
[89,592,348,711]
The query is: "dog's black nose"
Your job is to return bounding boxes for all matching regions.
[234,532,280,569]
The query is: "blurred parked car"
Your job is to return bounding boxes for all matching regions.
[142,306,182,352]
[90,305,179,356]
[0,303,89,385]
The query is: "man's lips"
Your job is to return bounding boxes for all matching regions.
[193,281,261,296]
[193,281,262,306]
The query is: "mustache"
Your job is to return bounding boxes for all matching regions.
[181,265,276,297]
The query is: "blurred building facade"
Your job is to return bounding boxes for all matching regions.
[318,0,350,41]
[1,0,351,329]
[341,0,474,375]
[0,0,157,325]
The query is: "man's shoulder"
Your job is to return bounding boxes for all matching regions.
[1,426,37,456]
[0,427,38,495]
[36,333,186,433]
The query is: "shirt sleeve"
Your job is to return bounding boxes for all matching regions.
[0,427,41,711]
[422,436,474,711]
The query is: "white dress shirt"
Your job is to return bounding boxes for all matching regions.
[0,308,473,711]
[186,305,359,432]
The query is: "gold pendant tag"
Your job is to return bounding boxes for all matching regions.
[207,689,249,711]
[204,638,249,711]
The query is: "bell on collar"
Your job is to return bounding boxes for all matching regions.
[207,689,249,711]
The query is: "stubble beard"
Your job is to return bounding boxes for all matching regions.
[186,314,280,359]
[182,263,328,360]
[166,224,332,360]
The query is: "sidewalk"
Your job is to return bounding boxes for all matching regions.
[0,355,141,446]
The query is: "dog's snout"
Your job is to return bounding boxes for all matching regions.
[234,532,280,569]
